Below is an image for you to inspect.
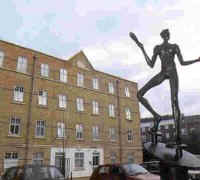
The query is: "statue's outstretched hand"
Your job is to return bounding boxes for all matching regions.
[129,32,144,49]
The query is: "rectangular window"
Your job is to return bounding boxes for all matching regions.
[58,95,67,109]
[92,126,100,140]
[57,122,65,138]
[32,152,44,165]
[41,64,49,77]
[75,152,84,170]
[9,117,20,136]
[60,68,67,83]
[76,98,84,112]
[92,152,100,168]
[125,87,130,97]
[17,56,27,73]
[76,124,83,140]
[77,73,84,87]
[92,78,99,89]
[13,86,24,102]
[125,108,131,120]
[38,90,47,106]
[128,129,133,142]
[108,82,114,94]
[36,120,45,137]
[0,50,4,67]
[5,152,18,159]
[109,104,115,117]
[92,100,99,115]
[109,128,116,141]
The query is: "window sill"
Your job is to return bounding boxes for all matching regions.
[76,138,84,141]
[8,134,22,138]
[57,107,67,111]
[92,139,101,141]
[37,105,48,109]
[11,101,25,105]
[34,136,46,139]
[126,119,132,121]
[91,113,99,116]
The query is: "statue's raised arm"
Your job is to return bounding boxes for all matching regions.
[129,32,158,68]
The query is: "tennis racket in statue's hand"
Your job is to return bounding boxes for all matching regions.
[129,32,144,49]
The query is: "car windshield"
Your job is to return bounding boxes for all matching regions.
[122,164,149,176]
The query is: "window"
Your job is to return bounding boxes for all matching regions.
[127,129,133,142]
[92,78,99,89]
[35,120,45,137]
[77,72,84,87]
[108,82,114,94]
[0,50,4,67]
[38,90,47,106]
[92,152,100,168]
[109,128,116,141]
[55,152,65,170]
[76,124,83,140]
[92,126,100,140]
[58,95,67,109]
[41,64,49,77]
[125,87,130,97]
[60,68,67,83]
[32,152,44,165]
[57,122,65,138]
[92,100,99,115]
[5,152,18,160]
[125,108,131,120]
[9,117,20,136]
[110,152,117,164]
[17,56,27,73]
[76,98,84,112]
[75,152,84,170]
[13,86,24,102]
[127,154,134,163]
[109,104,115,117]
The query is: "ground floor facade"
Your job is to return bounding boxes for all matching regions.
[0,144,143,179]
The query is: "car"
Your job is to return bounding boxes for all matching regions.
[0,165,65,180]
[90,163,160,180]
[140,161,160,175]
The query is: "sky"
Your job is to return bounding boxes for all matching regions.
[0,0,200,118]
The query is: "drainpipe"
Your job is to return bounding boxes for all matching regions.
[116,80,122,163]
[25,55,37,165]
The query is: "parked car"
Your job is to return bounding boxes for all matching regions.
[0,165,65,180]
[90,163,160,180]
[140,161,160,175]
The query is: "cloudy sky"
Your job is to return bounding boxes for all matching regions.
[1,0,200,118]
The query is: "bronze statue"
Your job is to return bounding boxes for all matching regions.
[129,29,200,143]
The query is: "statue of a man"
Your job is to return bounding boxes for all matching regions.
[130,29,200,142]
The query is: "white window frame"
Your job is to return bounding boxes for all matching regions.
[9,117,21,136]
[76,98,84,112]
[92,78,99,90]
[125,87,130,97]
[17,56,27,73]
[60,68,67,83]
[74,152,84,170]
[0,50,4,67]
[76,124,83,140]
[127,129,133,142]
[38,90,47,106]
[58,95,67,109]
[57,122,65,138]
[125,108,131,120]
[92,126,100,140]
[109,104,115,117]
[92,100,99,115]
[41,64,49,77]
[35,120,45,137]
[13,86,24,102]
[109,128,116,141]
[108,82,114,94]
[77,72,84,87]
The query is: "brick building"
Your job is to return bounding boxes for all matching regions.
[0,40,143,179]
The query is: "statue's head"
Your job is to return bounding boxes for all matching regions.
[160,29,170,41]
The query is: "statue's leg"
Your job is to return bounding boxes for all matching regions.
[137,72,165,131]
[169,73,181,144]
